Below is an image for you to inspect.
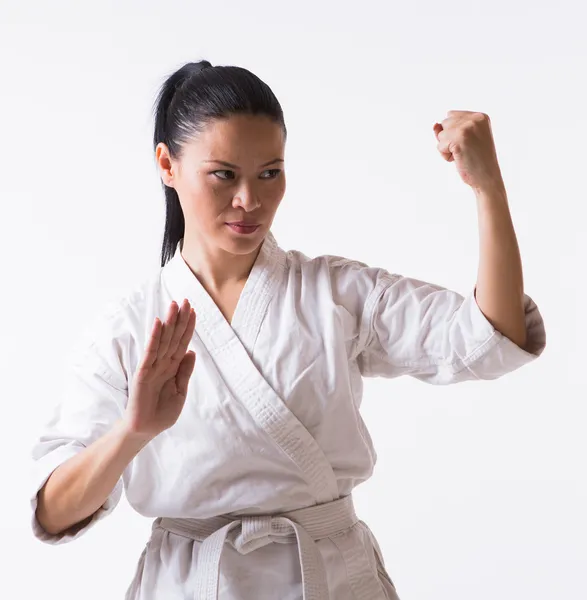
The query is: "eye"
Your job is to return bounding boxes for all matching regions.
[211,169,282,181]
[212,170,235,180]
[260,169,282,179]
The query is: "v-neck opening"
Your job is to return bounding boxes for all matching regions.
[161,230,286,354]
[226,249,263,330]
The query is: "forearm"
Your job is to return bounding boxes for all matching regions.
[35,419,152,536]
[474,184,527,349]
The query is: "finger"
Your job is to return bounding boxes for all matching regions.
[176,351,196,397]
[167,299,191,357]
[447,110,474,117]
[436,141,453,161]
[441,115,461,127]
[158,301,179,357]
[436,129,453,159]
[142,317,163,369]
[171,308,196,361]
[438,147,453,161]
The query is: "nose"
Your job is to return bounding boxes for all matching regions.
[232,183,260,211]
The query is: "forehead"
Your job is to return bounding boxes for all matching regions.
[185,113,285,160]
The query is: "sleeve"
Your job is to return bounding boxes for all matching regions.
[356,270,546,384]
[29,310,130,545]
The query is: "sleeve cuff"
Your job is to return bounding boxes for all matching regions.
[462,290,546,379]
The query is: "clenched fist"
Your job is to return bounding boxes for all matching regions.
[433,110,505,193]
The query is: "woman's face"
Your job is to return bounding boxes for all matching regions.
[157,113,286,256]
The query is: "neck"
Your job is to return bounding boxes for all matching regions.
[179,235,262,292]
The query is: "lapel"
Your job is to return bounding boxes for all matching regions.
[161,231,339,504]
[162,230,284,354]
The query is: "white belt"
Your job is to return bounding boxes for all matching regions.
[156,494,358,600]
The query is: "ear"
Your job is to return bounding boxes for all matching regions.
[155,143,175,187]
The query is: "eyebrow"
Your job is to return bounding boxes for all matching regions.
[203,158,284,169]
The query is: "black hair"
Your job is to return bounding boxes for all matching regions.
[152,60,287,267]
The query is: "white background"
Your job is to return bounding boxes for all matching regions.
[2,1,585,598]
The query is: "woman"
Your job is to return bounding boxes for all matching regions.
[30,60,546,599]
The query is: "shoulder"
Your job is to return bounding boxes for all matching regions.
[285,247,400,299]
[67,271,162,380]
[84,273,158,337]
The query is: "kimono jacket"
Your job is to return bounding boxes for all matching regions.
[29,230,546,599]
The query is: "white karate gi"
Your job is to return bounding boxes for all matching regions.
[29,231,546,599]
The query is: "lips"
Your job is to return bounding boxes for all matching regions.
[226,223,260,235]
[227,222,259,226]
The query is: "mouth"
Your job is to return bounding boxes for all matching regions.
[225,223,261,235]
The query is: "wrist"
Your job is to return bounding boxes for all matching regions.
[474,180,508,203]
[474,184,511,221]
[114,419,154,448]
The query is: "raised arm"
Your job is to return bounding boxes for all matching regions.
[474,184,527,349]
[433,111,528,349]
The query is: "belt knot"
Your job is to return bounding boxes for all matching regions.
[231,515,275,554]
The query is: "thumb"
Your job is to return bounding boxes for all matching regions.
[176,351,196,397]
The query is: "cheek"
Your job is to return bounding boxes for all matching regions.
[264,179,286,203]
[180,184,223,221]
[191,176,226,203]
